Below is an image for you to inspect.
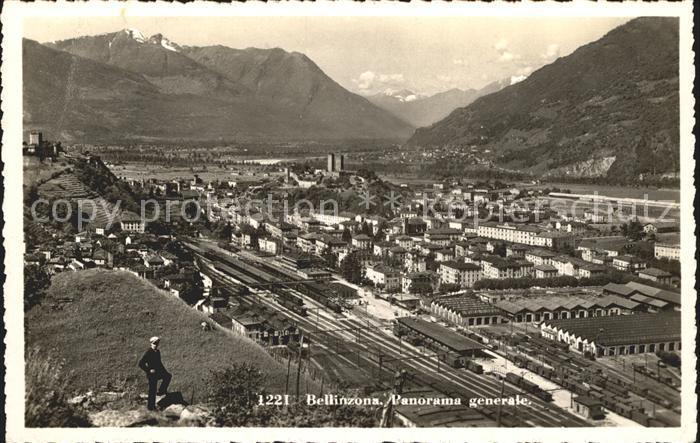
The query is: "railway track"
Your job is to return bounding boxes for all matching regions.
[190,242,590,427]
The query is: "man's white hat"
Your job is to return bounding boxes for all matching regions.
[150,336,160,344]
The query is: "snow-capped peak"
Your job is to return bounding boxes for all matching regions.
[161,38,179,52]
[383,88,424,102]
[148,33,181,52]
[123,28,146,43]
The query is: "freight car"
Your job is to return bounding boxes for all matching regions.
[465,360,484,374]
[505,372,553,402]
[295,281,344,313]
[277,293,309,316]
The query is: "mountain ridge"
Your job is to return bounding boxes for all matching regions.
[406,17,679,181]
[367,80,510,128]
[25,30,414,142]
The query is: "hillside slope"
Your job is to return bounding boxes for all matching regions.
[406,17,679,181]
[25,270,293,396]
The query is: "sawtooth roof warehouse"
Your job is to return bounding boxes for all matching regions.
[540,311,680,358]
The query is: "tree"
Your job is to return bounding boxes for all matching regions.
[213,222,233,241]
[425,252,438,272]
[360,221,372,236]
[621,219,644,241]
[321,249,338,269]
[207,363,272,426]
[341,227,352,243]
[408,280,433,295]
[340,251,363,284]
[439,283,461,294]
[492,242,507,257]
[24,265,51,310]
[146,220,172,236]
[179,272,204,305]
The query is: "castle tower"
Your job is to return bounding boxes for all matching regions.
[29,130,43,146]
[327,153,336,172]
[334,154,345,172]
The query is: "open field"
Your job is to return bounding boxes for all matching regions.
[522,183,680,204]
[108,162,286,183]
[25,269,305,397]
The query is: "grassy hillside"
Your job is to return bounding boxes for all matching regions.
[25,270,295,397]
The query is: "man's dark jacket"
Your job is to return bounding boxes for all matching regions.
[138,348,165,375]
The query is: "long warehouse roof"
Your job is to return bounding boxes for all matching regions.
[397,317,484,352]
[543,312,680,346]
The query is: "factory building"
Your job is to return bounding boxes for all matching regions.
[431,294,504,327]
[540,312,680,357]
[495,294,641,323]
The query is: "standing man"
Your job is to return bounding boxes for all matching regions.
[138,336,172,410]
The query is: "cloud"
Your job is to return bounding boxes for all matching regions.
[494,38,521,63]
[494,38,509,51]
[542,43,560,61]
[352,71,406,93]
[353,71,376,91]
[516,66,533,76]
[510,75,527,85]
[498,51,521,62]
[509,66,533,85]
[378,73,405,83]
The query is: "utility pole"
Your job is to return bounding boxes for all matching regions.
[380,370,408,428]
[378,354,384,382]
[285,348,292,396]
[497,376,506,427]
[295,335,305,402]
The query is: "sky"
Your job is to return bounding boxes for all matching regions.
[24,16,630,96]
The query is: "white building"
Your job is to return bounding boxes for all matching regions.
[654,242,680,261]
[365,265,402,291]
[439,261,482,288]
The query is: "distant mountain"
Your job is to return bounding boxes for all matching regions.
[367,81,509,128]
[180,45,413,138]
[406,17,680,181]
[25,30,414,143]
[47,29,244,98]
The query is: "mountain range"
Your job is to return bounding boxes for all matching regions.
[367,80,510,128]
[406,17,680,180]
[24,29,414,143]
[24,18,680,181]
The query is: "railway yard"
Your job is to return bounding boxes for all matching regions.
[179,238,682,428]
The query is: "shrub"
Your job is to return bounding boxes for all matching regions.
[207,363,379,427]
[206,362,273,426]
[25,348,90,427]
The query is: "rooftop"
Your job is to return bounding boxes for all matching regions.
[432,295,502,317]
[639,267,672,277]
[496,293,639,315]
[543,312,680,346]
[397,317,484,353]
[440,260,481,272]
